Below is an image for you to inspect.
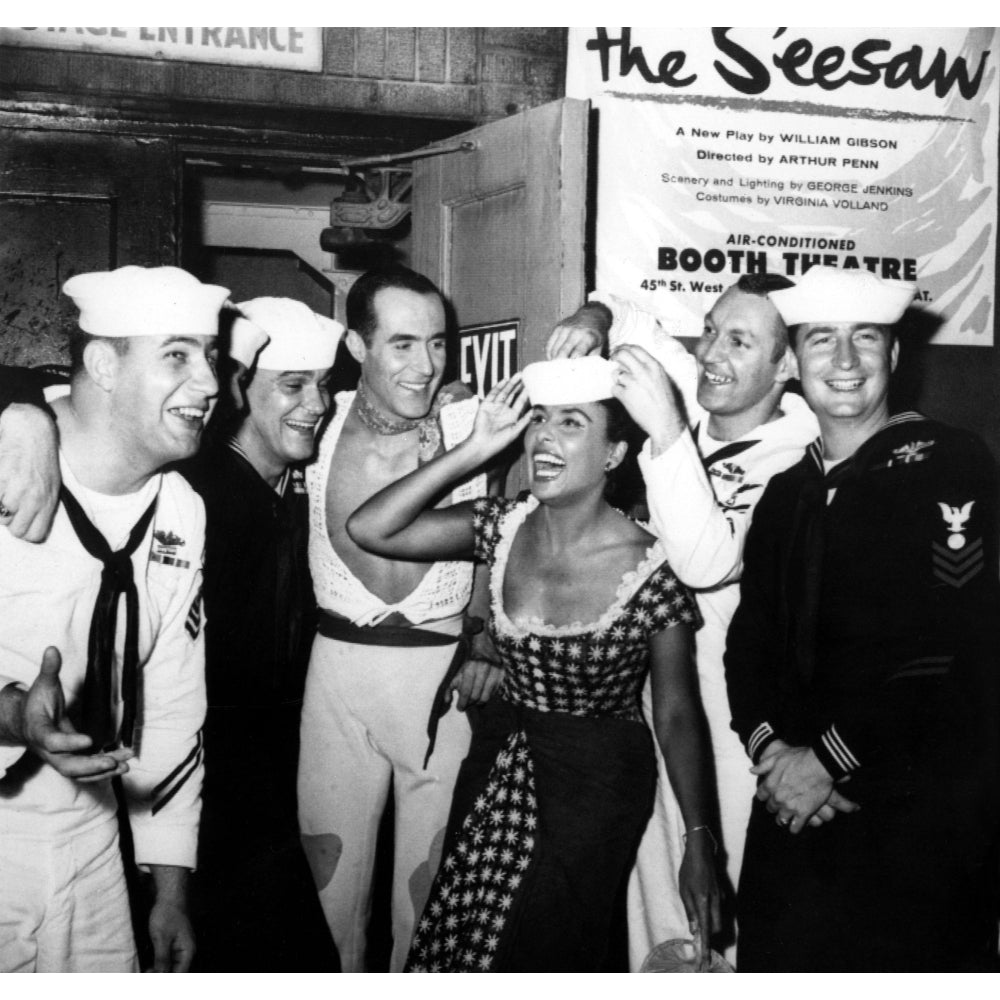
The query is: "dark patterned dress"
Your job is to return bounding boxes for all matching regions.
[406,494,701,972]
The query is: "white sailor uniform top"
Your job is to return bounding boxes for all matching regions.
[0,456,206,870]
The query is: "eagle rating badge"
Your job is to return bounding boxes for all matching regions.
[938,501,974,550]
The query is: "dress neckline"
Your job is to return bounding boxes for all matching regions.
[489,494,667,638]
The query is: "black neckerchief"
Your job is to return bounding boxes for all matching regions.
[59,485,158,750]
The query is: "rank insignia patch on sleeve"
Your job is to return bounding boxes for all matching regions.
[933,501,983,587]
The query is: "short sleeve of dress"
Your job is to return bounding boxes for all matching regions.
[636,558,704,636]
[470,494,522,566]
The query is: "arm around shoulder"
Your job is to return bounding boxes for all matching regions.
[0,400,61,542]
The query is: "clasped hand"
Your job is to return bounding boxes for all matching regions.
[752,741,858,834]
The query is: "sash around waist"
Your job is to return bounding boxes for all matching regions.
[315,608,470,769]
[316,608,460,649]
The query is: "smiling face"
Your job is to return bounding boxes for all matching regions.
[794,321,897,433]
[347,286,447,421]
[108,334,219,469]
[524,401,626,506]
[238,367,331,479]
[694,287,795,439]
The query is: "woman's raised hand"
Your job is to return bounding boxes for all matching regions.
[467,376,531,456]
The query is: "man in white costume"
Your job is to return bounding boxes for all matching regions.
[298,265,497,971]
[0,265,223,972]
[548,274,818,967]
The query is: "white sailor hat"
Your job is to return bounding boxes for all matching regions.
[62,266,230,338]
[522,356,617,405]
[231,298,344,371]
[769,265,916,327]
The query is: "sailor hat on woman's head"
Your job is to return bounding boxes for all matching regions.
[522,356,617,405]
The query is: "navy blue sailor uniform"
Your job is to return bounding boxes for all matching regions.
[182,439,338,971]
[725,412,1000,971]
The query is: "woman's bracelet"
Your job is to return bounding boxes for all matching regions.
[682,825,718,854]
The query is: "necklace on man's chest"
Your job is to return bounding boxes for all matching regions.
[353,378,444,464]
[355,378,422,435]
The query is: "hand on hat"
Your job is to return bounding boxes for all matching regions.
[546,302,613,360]
[609,344,686,455]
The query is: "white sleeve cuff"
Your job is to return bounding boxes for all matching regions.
[637,431,741,589]
[133,826,200,873]
[0,679,29,778]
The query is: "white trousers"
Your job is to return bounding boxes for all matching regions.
[626,674,754,970]
[0,817,138,972]
[298,633,471,972]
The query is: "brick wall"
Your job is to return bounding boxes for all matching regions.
[0,27,567,125]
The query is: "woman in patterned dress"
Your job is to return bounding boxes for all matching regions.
[347,362,720,971]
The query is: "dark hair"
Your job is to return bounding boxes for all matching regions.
[735,272,794,296]
[346,265,444,346]
[731,273,794,361]
[67,329,129,376]
[597,397,647,513]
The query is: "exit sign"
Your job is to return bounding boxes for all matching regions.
[458,319,518,398]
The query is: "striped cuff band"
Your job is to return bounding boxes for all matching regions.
[814,725,860,780]
[152,731,204,816]
[747,721,775,762]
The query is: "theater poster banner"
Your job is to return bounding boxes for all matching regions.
[566,28,999,345]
